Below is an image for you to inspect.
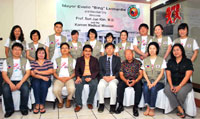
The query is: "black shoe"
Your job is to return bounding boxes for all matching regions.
[133,105,139,117]
[115,104,124,114]
[98,104,104,113]
[4,111,14,118]
[21,110,28,115]
[109,105,116,114]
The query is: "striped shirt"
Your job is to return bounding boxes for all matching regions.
[31,60,53,79]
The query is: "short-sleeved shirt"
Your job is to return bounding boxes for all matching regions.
[172,38,199,51]
[166,58,193,86]
[120,59,142,80]
[4,38,29,50]
[31,60,53,79]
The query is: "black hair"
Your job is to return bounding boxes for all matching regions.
[83,44,93,52]
[9,25,24,42]
[87,28,97,38]
[154,24,164,31]
[147,42,159,56]
[105,43,115,49]
[11,42,24,51]
[71,30,79,35]
[138,23,149,30]
[178,23,189,36]
[120,30,128,37]
[35,47,47,60]
[60,42,70,49]
[171,43,186,60]
[105,32,114,40]
[30,30,41,40]
[54,21,63,27]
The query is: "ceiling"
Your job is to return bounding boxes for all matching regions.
[112,0,158,4]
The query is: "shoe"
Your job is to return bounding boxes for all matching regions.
[57,102,63,108]
[66,99,71,108]
[109,105,116,114]
[87,104,93,109]
[74,105,82,112]
[21,110,28,115]
[4,111,14,118]
[98,104,104,113]
[133,105,139,117]
[115,104,124,114]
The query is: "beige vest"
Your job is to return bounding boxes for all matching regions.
[48,34,67,60]
[9,40,27,58]
[144,56,164,83]
[68,41,82,59]
[117,41,132,62]
[174,37,194,59]
[135,35,152,58]
[55,57,74,79]
[28,42,44,59]
[85,40,102,59]
[152,36,168,58]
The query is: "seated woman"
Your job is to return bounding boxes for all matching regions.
[142,42,166,116]
[164,43,193,118]
[30,47,53,114]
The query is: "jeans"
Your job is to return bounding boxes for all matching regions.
[75,76,98,106]
[2,81,29,112]
[143,81,164,109]
[31,78,51,105]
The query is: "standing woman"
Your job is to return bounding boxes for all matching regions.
[4,25,27,58]
[31,48,53,114]
[142,42,166,116]
[164,43,193,118]
[115,30,134,62]
[151,24,172,60]
[173,23,199,63]
[26,30,44,61]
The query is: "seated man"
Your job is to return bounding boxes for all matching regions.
[97,43,121,113]
[74,44,99,112]
[53,43,76,108]
[116,49,143,117]
[2,43,31,118]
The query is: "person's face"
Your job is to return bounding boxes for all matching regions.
[120,32,127,42]
[61,45,69,55]
[106,36,113,43]
[14,28,21,39]
[32,33,39,42]
[12,46,22,58]
[37,50,45,59]
[105,45,114,55]
[125,50,133,61]
[54,24,63,34]
[83,48,92,58]
[149,45,157,56]
[139,27,148,36]
[173,46,182,58]
[71,33,79,41]
[179,28,188,38]
[154,26,163,37]
[89,32,96,40]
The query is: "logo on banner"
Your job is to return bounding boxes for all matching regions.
[166,4,182,24]
[127,5,140,19]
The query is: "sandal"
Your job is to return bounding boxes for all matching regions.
[178,112,186,118]
[40,107,46,114]
[33,106,40,114]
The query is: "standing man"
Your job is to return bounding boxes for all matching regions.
[2,43,31,118]
[115,49,143,117]
[45,22,67,61]
[97,43,121,113]
[133,23,153,60]
[74,44,99,112]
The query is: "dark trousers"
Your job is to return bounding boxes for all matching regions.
[75,76,98,106]
[143,82,164,108]
[31,78,51,105]
[2,81,29,113]
[117,80,142,106]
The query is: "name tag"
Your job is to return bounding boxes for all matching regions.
[155,65,160,68]
[187,44,192,48]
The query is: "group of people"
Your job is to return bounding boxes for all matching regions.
[1,22,199,118]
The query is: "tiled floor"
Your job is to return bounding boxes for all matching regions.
[0,100,200,119]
